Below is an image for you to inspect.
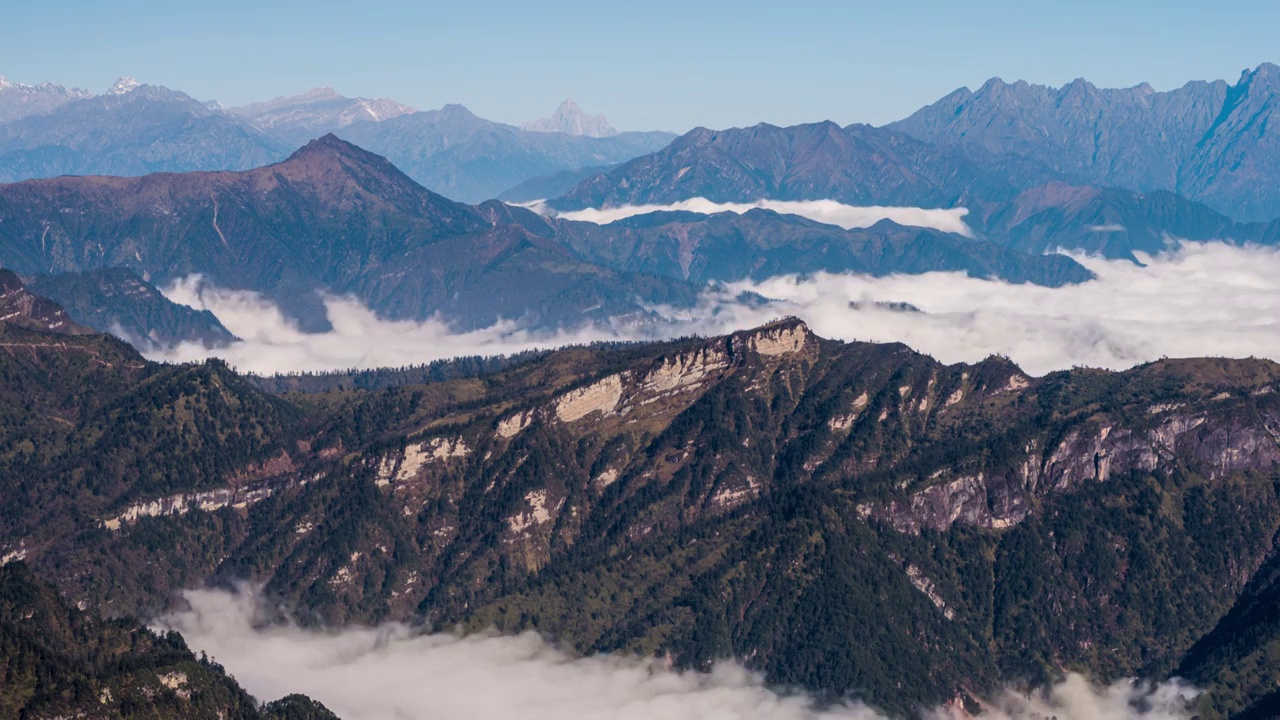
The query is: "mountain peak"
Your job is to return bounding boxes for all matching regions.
[301,86,341,100]
[287,132,362,159]
[0,75,9,90]
[105,76,140,95]
[1240,62,1280,87]
[523,98,618,137]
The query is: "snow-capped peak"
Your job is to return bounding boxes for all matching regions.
[106,77,141,95]
[0,76,10,90]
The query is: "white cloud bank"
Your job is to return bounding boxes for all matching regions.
[155,276,639,375]
[522,198,973,236]
[158,588,1195,720]
[154,242,1280,378]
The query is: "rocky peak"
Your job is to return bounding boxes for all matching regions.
[523,98,618,138]
[105,76,140,95]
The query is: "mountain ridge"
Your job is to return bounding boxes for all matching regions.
[889,62,1280,221]
[4,317,1280,717]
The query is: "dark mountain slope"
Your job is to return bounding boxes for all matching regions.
[0,562,336,719]
[27,268,237,347]
[0,268,92,335]
[546,208,1092,285]
[5,320,1280,715]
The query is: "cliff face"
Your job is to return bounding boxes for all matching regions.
[5,320,1280,715]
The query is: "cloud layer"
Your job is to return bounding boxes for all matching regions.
[154,242,1280,378]
[155,276,639,375]
[524,198,973,235]
[158,588,1194,720]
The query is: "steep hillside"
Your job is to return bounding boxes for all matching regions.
[6,320,1280,715]
[27,268,237,347]
[0,562,337,719]
[0,268,92,335]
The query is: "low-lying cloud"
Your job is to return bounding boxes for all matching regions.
[154,242,1280,378]
[155,276,638,375]
[158,588,1195,720]
[523,198,973,235]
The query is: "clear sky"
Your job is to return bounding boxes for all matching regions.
[3,0,1278,132]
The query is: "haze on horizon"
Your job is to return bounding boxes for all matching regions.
[3,0,1278,132]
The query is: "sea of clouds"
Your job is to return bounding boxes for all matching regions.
[154,242,1280,377]
[519,198,974,235]
[158,587,1196,720]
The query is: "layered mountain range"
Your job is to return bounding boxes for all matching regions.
[0,135,1088,339]
[3,303,1280,717]
[0,76,672,202]
[544,114,1280,259]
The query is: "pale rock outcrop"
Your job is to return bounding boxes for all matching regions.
[593,468,619,489]
[639,347,730,395]
[497,410,533,438]
[507,489,563,533]
[869,405,1280,535]
[555,374,624,422]
[747,323,810,356]
[102,476,298,531]
[377,436,471,487]
[905,564,956,620]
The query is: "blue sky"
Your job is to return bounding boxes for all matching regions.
[3,0,1277,131]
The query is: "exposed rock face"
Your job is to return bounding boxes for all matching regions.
[865,402,1280,535]
[745,322,810,356]
[102,477,300,530]
[556,374,625,422]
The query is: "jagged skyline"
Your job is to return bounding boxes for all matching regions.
[3,0,1278,131]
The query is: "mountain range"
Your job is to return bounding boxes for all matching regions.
[229,86,417,147]
[889,63,1280,222]
[4,305,1280,717]
[0,135,1088,339]
[544,113,1280,259]
[6,64,1280,228]
[0,76,673,203]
